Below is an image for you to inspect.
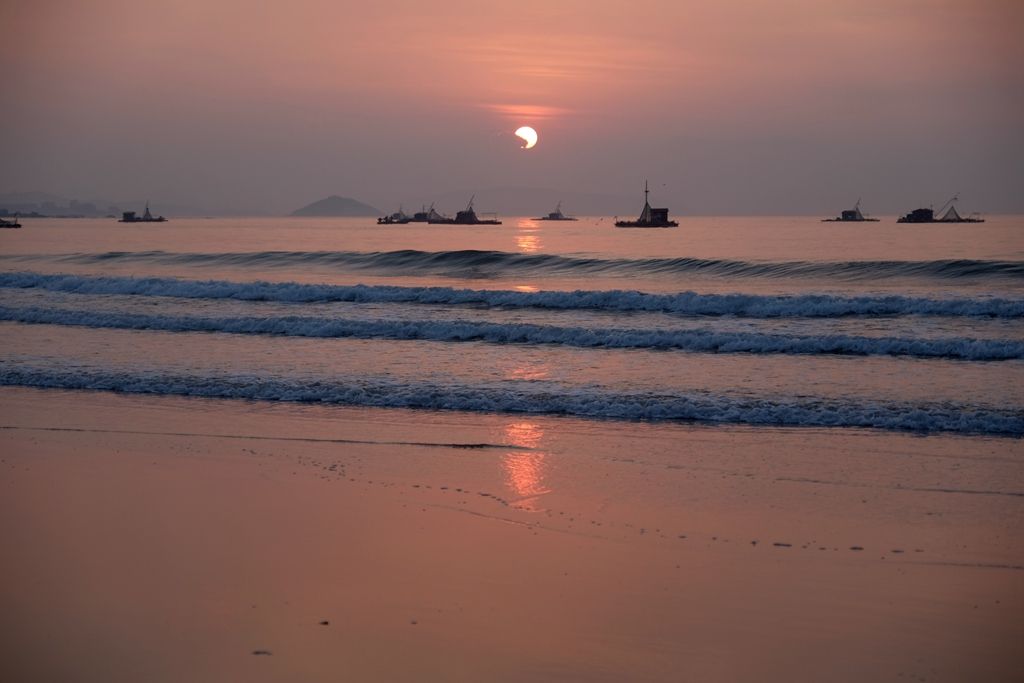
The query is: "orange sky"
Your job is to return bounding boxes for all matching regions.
[1,0,1021,213]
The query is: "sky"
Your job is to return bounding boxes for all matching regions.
[1,0,1022,215]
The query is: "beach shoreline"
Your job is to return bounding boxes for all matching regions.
[1,387,1021,681]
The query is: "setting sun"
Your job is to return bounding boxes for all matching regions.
[514,125,538,149]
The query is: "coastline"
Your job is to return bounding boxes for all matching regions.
[1,387,1021,682]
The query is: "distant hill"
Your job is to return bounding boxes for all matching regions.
[0,191,252,217]
[290,195,382,217]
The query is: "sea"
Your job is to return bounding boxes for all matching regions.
[0,215,1022,436]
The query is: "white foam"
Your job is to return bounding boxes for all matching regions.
[1,364,1020,435]
[1,305,1021,360]
[1,272,1022,318]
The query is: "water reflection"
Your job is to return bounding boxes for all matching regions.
[502,357,549,381]
[502,421,551,511]
[515,219,543,254]
[516,233,541,253]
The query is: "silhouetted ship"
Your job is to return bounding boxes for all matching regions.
[615,181,678,228]
[897,195,984,224]
[407,204,446,222]
[0,214,21,228]
[822,199,879,222]
[409,205,430,222]
[119,202,167,223]
[535,202,577,221]
[378,206,412,224]
[428,196,502,225]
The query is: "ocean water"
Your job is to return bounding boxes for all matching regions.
[1,215,1022,435]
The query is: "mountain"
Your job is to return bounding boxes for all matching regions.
[0,191,120,217]
[0,191,256,217]
[290,195,382,217]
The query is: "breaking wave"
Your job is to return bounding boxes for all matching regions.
[3,249,1024,281]
[2,305,1022,360]
[1,365,1020,435]
[2,272,1022,318]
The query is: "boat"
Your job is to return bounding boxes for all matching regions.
[898,195,984,224]
[377,206,412,224]
[615,181,678,228]
[0,213,21,228]
[425,205,449,223]
[535,202,577,221]
[897,207,936,223]
[822,199,879,222]
[409,205,432,222]
[119,202,167,223]
[427,196,502,225]
[406,203,447,222]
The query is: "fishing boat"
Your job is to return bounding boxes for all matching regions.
[408,205,432,222]
[898,195,984,224]
[406,204,448,222]
[377,206,412,224]
[428,196,502,225]
[615,181,678,228]
[535,202,577,221]
[0,214,21,228]
[822,199,879,222]
[119,202,167,223]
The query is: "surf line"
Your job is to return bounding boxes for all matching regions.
[775,476,1024,499]
[0,424,534,451]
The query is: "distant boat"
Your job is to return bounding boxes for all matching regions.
[535,202,577,221]
[822,199,879,222]
[408,205,433,222]
[898,195,984,223]
[428,196,502,225]
[405,203,447,222]
[0,213,21,228]
[615,181,678,228]
[377,206,412,224]
[119,202,167,223]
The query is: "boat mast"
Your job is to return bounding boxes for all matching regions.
[936,193,959,216]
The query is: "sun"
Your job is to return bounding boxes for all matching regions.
[514,126,538,149]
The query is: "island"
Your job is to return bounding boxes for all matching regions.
[290,195,382,217]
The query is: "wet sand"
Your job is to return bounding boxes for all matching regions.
[1,387,1021,682]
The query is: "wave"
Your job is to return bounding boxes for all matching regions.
[3,305,1022,360]
[2,272,1022,318]
[1,365,1020,435]
[5,249,1024,281]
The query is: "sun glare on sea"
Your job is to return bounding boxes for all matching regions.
[514,126,538,149]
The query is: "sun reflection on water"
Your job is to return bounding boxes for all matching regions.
[515,219,543,255]
[516,233,541,253]
[504,359,549,381]
[502,421,551,511]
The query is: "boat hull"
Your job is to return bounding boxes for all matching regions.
[615,221,678,228]
[427,220,502,225]
[897,218,985,224]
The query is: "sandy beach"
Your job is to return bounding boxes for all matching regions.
[2,386,1020,682]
